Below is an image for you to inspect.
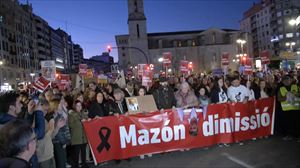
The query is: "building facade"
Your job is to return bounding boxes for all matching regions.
[116,0,251,73]
[50,27,67,72]
[241,0,300,67]
[0,0,84,90]
[72,44,84,72]
[0,0,38,89]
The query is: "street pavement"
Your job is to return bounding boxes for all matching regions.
[91,135,300,168]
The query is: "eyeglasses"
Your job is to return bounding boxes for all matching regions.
[28,135,37,144]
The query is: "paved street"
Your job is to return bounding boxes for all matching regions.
[93,135,300,168]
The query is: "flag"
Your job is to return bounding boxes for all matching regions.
[188,107,198,123]
[114,70,126,88]
[176,108,184,122]
[202,105,208,120]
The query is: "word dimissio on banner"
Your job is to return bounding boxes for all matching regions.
[203,107,270,136]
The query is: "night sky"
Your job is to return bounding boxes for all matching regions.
[19,0,257,62]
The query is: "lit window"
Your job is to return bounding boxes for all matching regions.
[276,12,282,17]
[286,33,293,38]
[279,35,283,39]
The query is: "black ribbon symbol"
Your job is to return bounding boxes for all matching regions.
[97,127,111,153]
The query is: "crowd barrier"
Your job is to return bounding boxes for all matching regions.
[82,97,275,165]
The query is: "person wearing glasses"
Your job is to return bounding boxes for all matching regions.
[0,119,37,168]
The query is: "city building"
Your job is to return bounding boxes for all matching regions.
[272,0,300,66]
[241,0,274,58]
[241,0,300,67]
[72,44,84,72]
[0,0,85,90]
[34,14,52,61]
[90,52,114,64]
[0,0,38,89]
[116,0,251,72]
[82,56,114,74]
[50,27,67,73]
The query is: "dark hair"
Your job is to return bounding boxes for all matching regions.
[212,77,224,92]
[73,100,82,111]
[0,119,34,157]
[137,86,147,96]
[94,91,104,101]
[0,92,20,113]
[64,95,74,110]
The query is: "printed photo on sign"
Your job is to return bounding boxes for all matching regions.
[127,98,139,111]
[41,60,56,81]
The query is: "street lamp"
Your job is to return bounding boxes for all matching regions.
[158,57,163,62]
[286,42,296,51]
[237,39,246,53]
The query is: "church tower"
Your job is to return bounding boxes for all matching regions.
[127,0,149,67]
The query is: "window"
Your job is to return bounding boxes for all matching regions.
[277,19,282,24]
[286,33,293,38]
[279,34,283,39]
[136,24,140,38]
[212,32,216,44]
[276,11,282,17]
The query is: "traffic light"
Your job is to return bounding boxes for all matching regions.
[107,45,112,53]
[146,64,150,70]
[241,56,247,65]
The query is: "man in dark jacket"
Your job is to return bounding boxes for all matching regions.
[108,88,128,115]
[152,77,176,110]
[0,119,37,168]
[0,92,45,168]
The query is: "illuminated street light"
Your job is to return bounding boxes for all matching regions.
[158,57,163,62]
[289,19,296,26]
[286,42,296,50]
[0,61,3,65]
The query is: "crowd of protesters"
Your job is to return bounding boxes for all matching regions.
[0,69,299,168]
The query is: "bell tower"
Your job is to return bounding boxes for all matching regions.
[127,0,149,67]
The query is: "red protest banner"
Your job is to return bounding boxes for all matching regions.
[142,69,153,87]
[57,74,71,90]
[32,76,51,93]
[221,52,230,66]
[243,58,253,75]
[83,97,275,164]
[261,50,270,65]
[163,52,172,68]
[138,64,146,77]
[79,64,88,76]
[180,60,189,74]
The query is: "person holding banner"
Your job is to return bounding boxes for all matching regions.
[227,76,249,103]
[254,80,271,99]
[175,82,199,108]
[108,88,128,116]
[68,100,89,168]
[210,77,228,104]
[277,75,300,141]
[245,80,256,101]
[152,77,176,110]
[136,86,148,96]
[197,85,210,107]
[88,91,108,118]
